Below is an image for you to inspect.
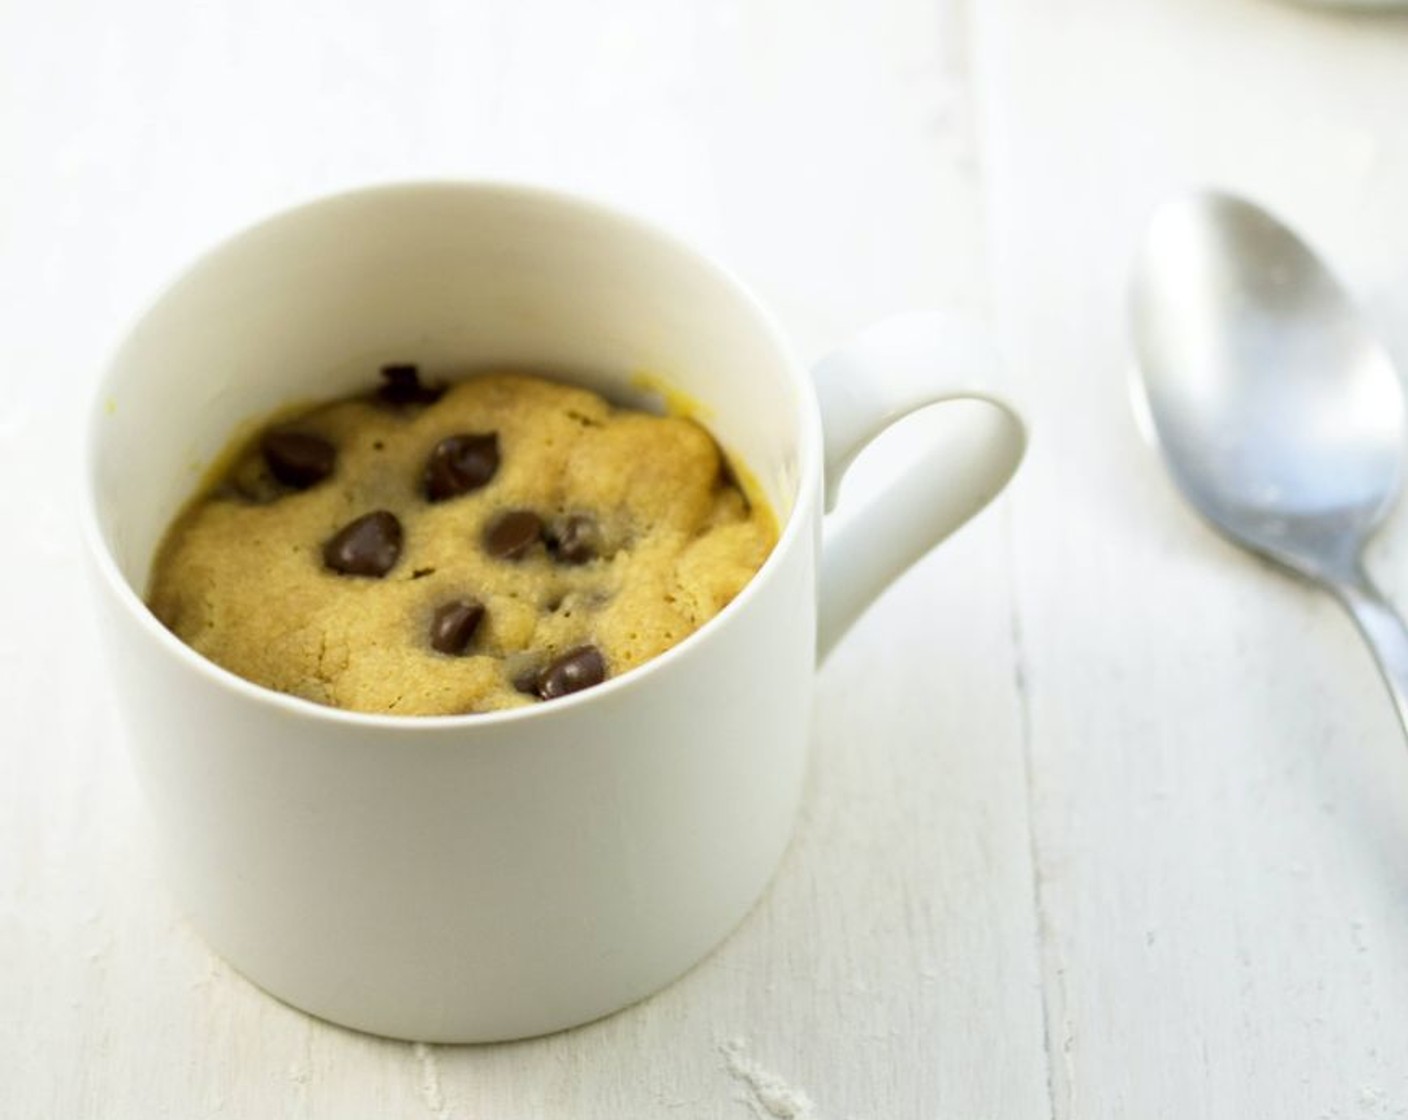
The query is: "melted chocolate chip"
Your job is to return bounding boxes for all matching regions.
[261,430,335,489]
[536,646,607,700]
[323,510,403,577]
[546,513,600,564]
[483,509,544,560]
[424,433,500,501]
[429,599,485,655]
[377,363,444,406]
[512,667,542,696]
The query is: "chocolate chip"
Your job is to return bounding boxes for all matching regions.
[536,646,607,700]
[546,513,600,564]
[483,509,544,560]
[410,566,436,580]
[429,599,485,655]
[424,433,500,501]
[512,667,542,696]
[377,363,444,406]
[323,510,403,577]
[261,430,335,489]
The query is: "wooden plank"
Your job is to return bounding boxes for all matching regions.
[973,0,1408,1115]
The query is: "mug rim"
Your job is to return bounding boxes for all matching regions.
[80,178,826,731]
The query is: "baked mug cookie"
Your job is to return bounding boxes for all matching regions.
[148,366,777,715]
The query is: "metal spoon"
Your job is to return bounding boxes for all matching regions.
[1130,190,1408,730]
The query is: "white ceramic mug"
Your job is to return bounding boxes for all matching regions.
[82,182,1024,1042]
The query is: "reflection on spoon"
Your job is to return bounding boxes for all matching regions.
[1131,190,1408,733]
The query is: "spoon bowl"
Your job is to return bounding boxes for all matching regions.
[1131,191,1405,581]
[1131,190,1408,730]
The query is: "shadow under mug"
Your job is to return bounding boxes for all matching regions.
[82,182,1025,1042]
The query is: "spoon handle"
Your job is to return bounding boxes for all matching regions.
[1332,570,1408,732]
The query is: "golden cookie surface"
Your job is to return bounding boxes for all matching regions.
[148,372,776,715]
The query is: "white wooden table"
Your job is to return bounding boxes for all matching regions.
[6,1,1408,1115]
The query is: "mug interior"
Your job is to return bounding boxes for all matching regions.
[91,183,808,597]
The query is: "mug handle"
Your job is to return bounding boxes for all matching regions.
[813,312,1027,660]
